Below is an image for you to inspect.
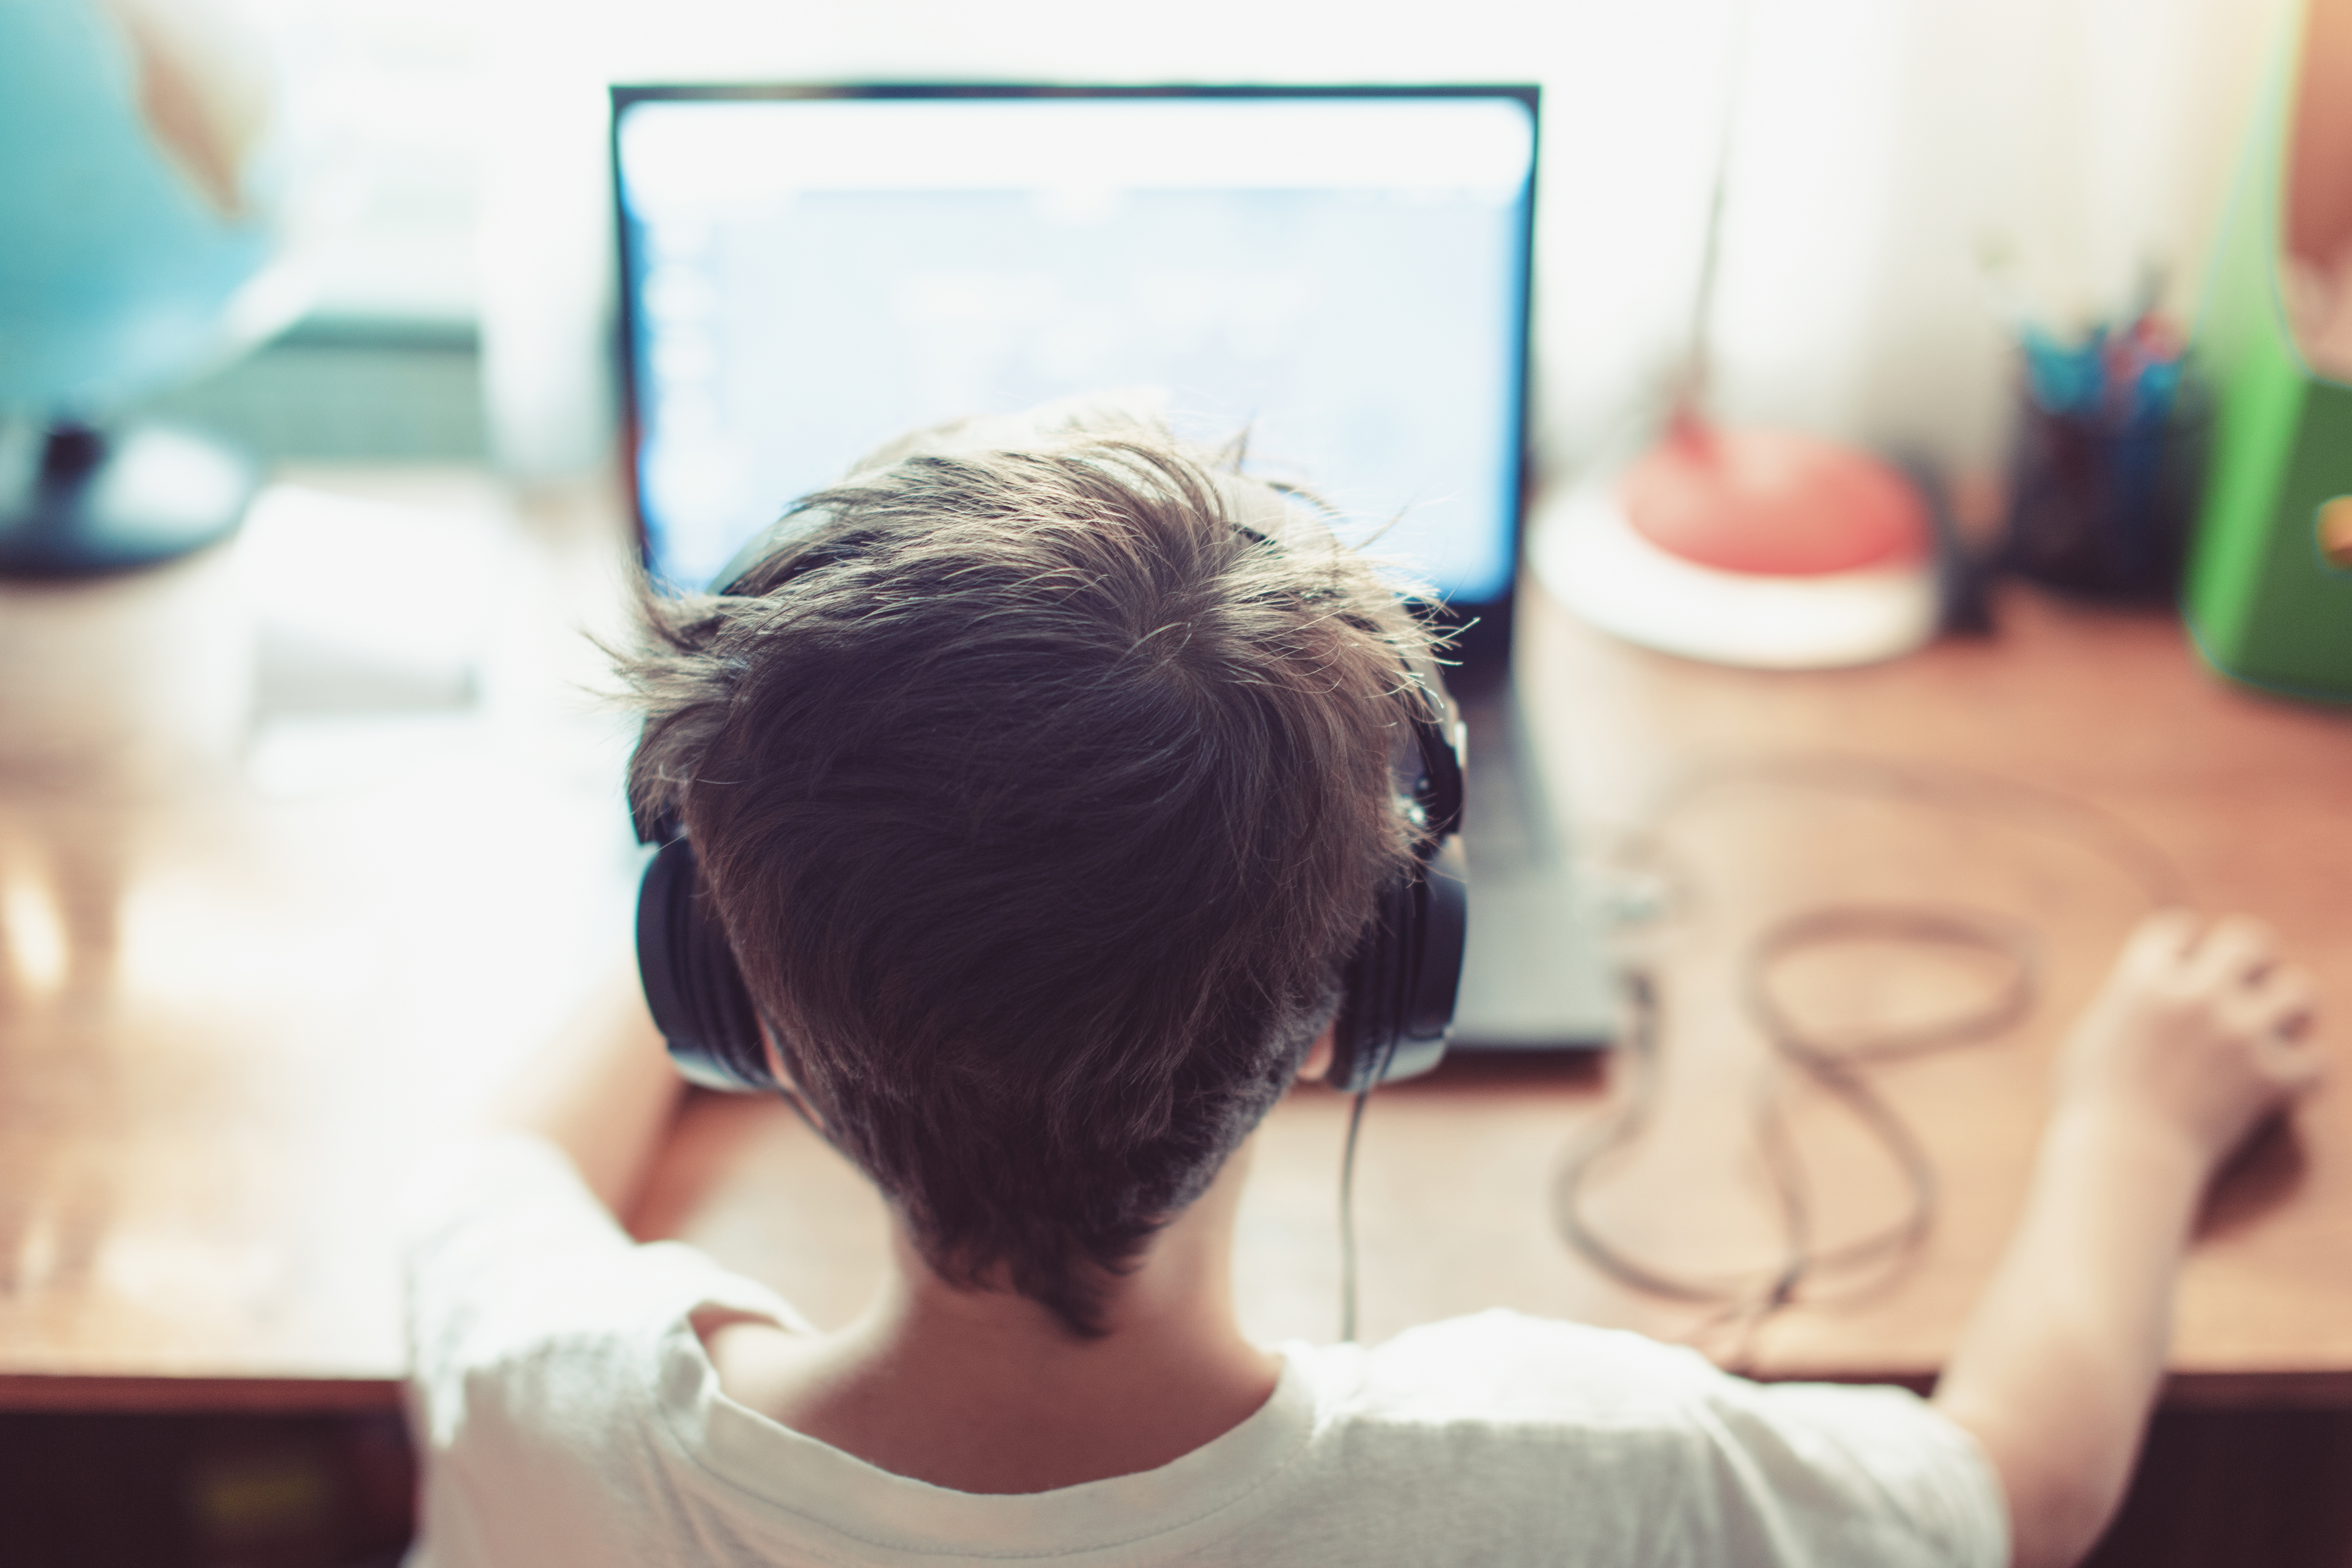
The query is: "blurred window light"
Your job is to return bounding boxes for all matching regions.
[200,0,2279,482]
[237,0,482,324]
[4,867,69,999]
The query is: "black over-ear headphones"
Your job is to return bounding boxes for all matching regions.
[633,513,1470,1098]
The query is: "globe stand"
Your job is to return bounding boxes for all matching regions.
[0,420,256,579]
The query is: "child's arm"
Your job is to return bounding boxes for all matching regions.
[486,954,688,1216]
[1932,911,2324,1568]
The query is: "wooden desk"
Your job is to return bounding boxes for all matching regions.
[640,578,2352,1403]
[0,471,639,1412]
[6,480,2350,1414]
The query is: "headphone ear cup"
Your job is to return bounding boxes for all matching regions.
[1331,876,1410,1094]
[636,836,776,1091]
[1405,835,1469,1054]
[1329,835,1468,1093]
[1336,884,1383,1090]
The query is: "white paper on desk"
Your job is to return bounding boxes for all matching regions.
[238,484,507,719]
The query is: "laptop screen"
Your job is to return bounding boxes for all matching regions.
[612,86,1538,612]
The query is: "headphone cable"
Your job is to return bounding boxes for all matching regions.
[1550,753,2188,1360]
[1338,1087,1372,1343]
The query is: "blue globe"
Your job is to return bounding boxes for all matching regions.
[0,0,279,415]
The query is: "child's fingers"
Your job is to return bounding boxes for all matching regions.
[2235,967,2325,1090]
[2262,1025,2327,1092]
[2217,963,2308,1036]
[2123,908,2205,974]
[2185,914,2280,993]
[2253,968,2322,1048]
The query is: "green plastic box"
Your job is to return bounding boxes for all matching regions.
[2185,0,2352,699]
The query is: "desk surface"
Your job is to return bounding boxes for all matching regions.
[0,471,638,1411]
[4,479,2350,1411]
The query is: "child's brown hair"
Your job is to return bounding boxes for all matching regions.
[618,424,1430,1333]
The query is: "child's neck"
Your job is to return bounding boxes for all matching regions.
[698,1143,1281,1494]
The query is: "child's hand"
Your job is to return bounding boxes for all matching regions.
[2054,910,2324,1172]
[1944,912,2323,1568]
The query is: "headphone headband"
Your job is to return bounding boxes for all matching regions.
[633,463,1468,1097]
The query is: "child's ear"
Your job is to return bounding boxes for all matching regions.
[1299,1023,1337,1084]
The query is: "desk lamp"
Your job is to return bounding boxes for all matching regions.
[1536,0,1938,668]
[1539,411,1939,669]
[0,0,289,578]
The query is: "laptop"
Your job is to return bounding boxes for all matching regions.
[609,83,1613,1049]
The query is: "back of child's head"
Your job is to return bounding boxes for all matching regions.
[618,408,1434,1332]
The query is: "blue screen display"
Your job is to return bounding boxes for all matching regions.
[616,94,1534,601]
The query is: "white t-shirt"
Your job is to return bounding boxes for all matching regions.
[404,1135,2007,1568]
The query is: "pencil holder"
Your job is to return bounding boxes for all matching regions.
[2003,384,2208,603]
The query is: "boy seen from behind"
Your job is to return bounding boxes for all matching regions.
[404,411,2323,1568]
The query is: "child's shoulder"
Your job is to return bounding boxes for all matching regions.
[1276,1312,2004,1567]
[1314,1308,1730,1423]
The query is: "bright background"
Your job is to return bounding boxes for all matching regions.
[214,0,2292,489]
